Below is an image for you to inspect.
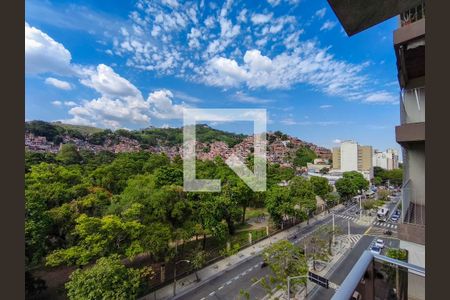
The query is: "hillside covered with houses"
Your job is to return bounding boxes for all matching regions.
[25,120,331,169]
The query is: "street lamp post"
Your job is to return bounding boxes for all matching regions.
[332,213,335,245]
[287,275,308,299]
[173,259,190,297]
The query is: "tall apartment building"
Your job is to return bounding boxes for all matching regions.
[373,148,399,170]
[327,1,425,299]
[394,1,425,269]
[332,140,373,179]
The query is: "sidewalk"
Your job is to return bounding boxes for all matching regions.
[140,205,345,300]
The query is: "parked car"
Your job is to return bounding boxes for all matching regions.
[370,246,382,255]
[351,291,362,300]
[375,239,385,248]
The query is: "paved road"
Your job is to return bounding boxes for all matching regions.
[309,235,399,300]
[177,204,361,300]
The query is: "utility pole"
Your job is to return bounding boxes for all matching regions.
[332,213,335,245]
[173,260,190,297]
[359,195,362,220]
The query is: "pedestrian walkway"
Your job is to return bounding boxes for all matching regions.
[140,205,346,300]
[372,221,398,229]
[334,214,358,222]
[346,234,363,245]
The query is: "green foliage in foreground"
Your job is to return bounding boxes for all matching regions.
[65,255,152,300]
[260,240,308,294]
[386,248,408,261]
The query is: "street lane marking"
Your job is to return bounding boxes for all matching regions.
[234,276,239,280]
[226,280,232,285]
[218,286,224,290]
[254,263,259,268]
[209,291,215,296]
[200,297,205,300]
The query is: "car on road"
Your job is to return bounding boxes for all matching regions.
[351,291,362,300]
[370,246,382,255]
[375,239,385,248]
[391,210,401,222]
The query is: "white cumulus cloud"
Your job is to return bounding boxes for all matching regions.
[320,20,337,31]
[25,22,73,75]
[45,77,73,90]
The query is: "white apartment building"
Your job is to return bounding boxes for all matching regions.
[373,148,399,170]
[332,140,373,180]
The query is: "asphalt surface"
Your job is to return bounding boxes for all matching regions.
[177,204,364,300]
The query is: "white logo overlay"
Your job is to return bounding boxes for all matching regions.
[183,108,267,192]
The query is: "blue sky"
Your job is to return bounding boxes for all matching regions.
[25,0,401,153]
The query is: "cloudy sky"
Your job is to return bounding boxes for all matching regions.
[25,0,401,152]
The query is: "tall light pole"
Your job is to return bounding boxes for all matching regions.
[173,259,190,296]
[332,213,335,245]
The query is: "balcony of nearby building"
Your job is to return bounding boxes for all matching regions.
[396,86,425,145]
[331,251,425,300]
[326,0,424,36]
[399,179,425,245]
[396,122,425,145]
[394,2,425,88]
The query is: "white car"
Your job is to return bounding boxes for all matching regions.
[375,239,385,248]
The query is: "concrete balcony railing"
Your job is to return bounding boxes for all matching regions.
[396,122,425,145]
[395,17,425,45]
[331,251,425,300]
[399,179,425,245]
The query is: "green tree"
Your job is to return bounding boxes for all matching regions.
[292,146,317,167]
[377,189,391,201]
[57,143,83,165]
[373,176,383,186]
[46,213,171,267]
[65,255,152,300]
[306,233,329,271]
[342,171,369,192]
[265,186,291,225]
[335,177,358,202]
[289,177,317,218]
[325,192,340,208]
[191,249,206,282]
[260,240,308,294]
[310,176,332,198]
[142,153,170,173]
[154,166,183,187]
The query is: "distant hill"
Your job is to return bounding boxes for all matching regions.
[24,120,332,164]
[52,122,104,135]
[25,121,246,148]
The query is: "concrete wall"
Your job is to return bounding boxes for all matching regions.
[407,143,425,206]
[332,147,341,169]
[358,146,373,171]
[402,88,425,124]
[341,141,358,171]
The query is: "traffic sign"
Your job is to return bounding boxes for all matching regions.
[308,271,329,289]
